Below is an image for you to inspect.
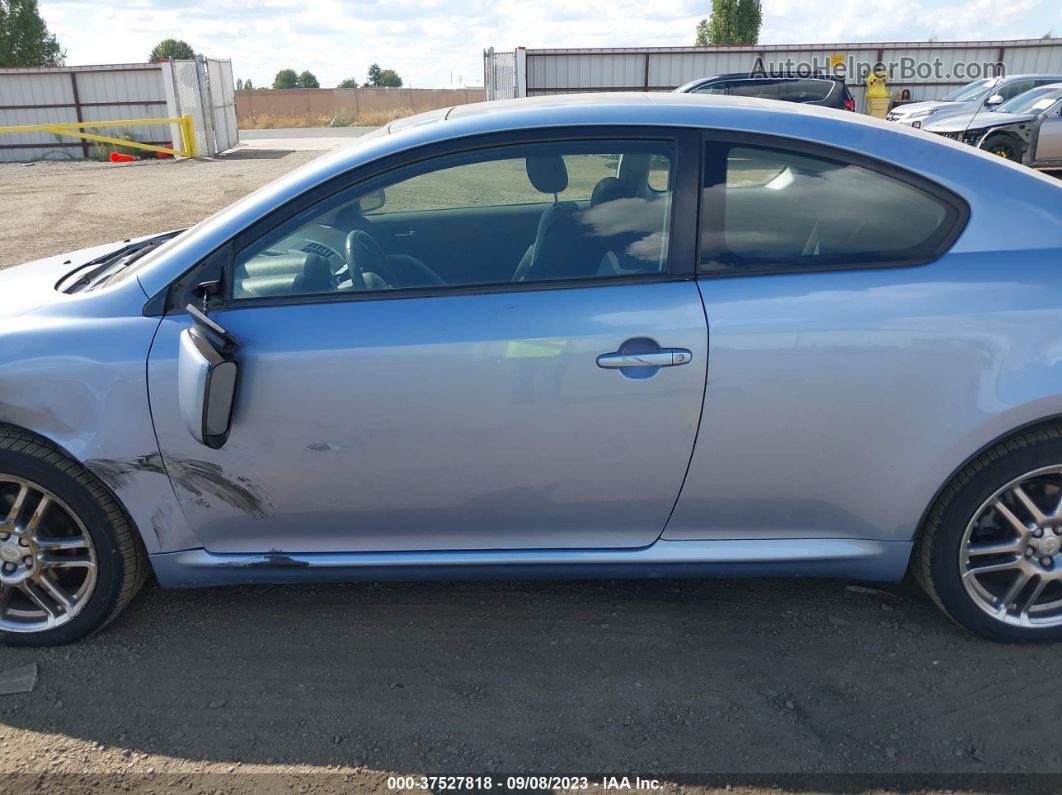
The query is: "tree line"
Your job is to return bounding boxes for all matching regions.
[248,63,403,90]
[0,14,410,92]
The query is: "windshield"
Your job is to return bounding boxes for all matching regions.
[996,86,1062,114]
[942,78,1001,102]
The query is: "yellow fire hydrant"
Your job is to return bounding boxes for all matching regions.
[865,68,891,119]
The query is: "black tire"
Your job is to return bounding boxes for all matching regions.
[981,133,1023,162]
[0,426,147,646]
[915,427,1062,643]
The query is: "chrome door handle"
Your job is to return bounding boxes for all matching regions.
[394,230,416,239]
[596,349,693,368]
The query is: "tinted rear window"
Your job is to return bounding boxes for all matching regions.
[780,79,834,101]
[700,144,963,274]
[727,80,780,99]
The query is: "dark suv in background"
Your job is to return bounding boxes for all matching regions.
[675,72,856,111]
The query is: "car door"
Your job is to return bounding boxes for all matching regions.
[146,129,707,555]
[667,134,970,544]
[1032,102,1062,163]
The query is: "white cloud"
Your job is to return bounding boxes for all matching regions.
[40,0,1061,89]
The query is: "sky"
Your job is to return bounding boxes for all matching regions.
[38,0,1062,89]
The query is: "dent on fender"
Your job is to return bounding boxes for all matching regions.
[86,453,272,519]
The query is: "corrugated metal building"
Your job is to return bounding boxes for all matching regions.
[0,59,237,162]
[486,39,1062,110]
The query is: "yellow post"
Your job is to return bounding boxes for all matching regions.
[179,114,197,158]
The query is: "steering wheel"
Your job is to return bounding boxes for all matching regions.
[344,230,389,291]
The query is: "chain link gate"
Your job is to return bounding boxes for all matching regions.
[205,58,239,153]
[484,48,516,100]
[165,58,237,157]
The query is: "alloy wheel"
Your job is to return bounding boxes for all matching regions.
[960,465,1062,627]
[0,476,97,633]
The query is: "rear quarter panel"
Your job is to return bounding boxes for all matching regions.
[666,139,1062,550]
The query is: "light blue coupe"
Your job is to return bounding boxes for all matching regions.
[1,93,1061,645]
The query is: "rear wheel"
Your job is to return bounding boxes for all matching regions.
[0,427,147,646]
[917,428,1062,642]
[981,133,1022,161]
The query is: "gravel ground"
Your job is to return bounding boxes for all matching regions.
[1,151,1060,794]
[0,150,321,267]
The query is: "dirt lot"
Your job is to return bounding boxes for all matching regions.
[1,149,1061,794]
[0,150,321,267]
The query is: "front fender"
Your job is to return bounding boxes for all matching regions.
[0,287,191,555]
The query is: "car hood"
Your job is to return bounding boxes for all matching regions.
[890,100,963,117]
[0,237,152,319]
[925,110,1038,133]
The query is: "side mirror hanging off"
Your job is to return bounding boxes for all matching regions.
[178,305,239,449]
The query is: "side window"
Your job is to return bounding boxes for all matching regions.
[779,79,833,102]
[699,144,962,275]
[368,152,622,213]
[727,80,780,99]
[999,80,1033,101]
[692,83,728,95]
[232,139,676,300]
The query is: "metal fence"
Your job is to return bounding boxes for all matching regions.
[0,64,170,161]
[235,87,485,126]
[165,60,211,158]
[484,47,519,100]
[486,39,1062,110]
[0,58,237,162]
[207,59,239,153]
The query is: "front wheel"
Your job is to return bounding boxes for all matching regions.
[981,133,1023,161]
[0,427,147,646]
[917,428,1062,642]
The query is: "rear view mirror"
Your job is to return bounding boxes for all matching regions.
[985,93,1004,106]
[358,188,386,214]
[179,327,239,449]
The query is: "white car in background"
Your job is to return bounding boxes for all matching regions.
[922,83,1062,166]
[886,74,1062,127]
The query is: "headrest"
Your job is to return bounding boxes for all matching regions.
[591,176,631,207]
[526,154,568,194]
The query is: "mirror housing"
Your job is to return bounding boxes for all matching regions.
[985,93,1004,107]
[358,188,386,214]
[178,327,239,449]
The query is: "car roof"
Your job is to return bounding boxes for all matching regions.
[702,72,836,81]
[388,91,842,134]
[676,73,843,91]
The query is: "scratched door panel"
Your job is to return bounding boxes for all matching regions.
[146,281,707,554]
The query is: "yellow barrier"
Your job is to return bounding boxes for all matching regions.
[0,114,197,158]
